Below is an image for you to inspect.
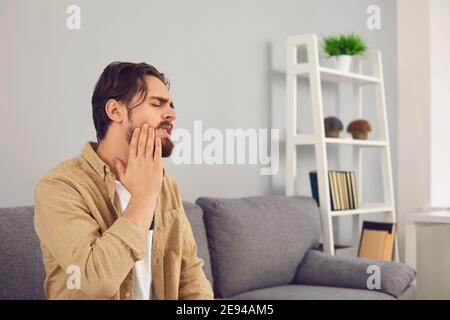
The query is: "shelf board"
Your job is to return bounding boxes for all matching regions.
[291,135,387,147]
[287,65,381,85]
[406,211,450,224]
[325,138,387,147]
[318,67,381,85]
[329,202,393,216]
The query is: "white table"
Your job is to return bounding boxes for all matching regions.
[405,210,450,274]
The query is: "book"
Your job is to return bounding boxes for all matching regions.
[335,171,343,210]
[341,172,349,210]
[346,172,354,209]
[350,172,359,209]
[309,171,320,207]
[340,172,347,209]
[333,171,340,210]
[309,170,360,211]
[332,171,341,210]
[358,221,396,261]
[346,172,352,209]
[336,171,345,210]
[329,171,338,210]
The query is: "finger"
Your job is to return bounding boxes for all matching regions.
[129,127,140,159]
[154,130,162,161]
[146,127,155,159]
[112,158,126,182]
[138,123,149,158]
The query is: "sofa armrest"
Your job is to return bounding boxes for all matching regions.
[293,250,416,298]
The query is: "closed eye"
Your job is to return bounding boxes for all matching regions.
[148,97,174,109]
[151,103,174,109]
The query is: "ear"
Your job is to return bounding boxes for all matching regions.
[105,99,126,123]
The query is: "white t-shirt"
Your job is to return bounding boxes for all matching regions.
[114,180,153,300]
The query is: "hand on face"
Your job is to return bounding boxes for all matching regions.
[113,123,163,199]
[126,121,174,158]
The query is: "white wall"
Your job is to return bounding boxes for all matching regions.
[398,0,450,299]
[397,0,432,256]
[430,0,450,207]
[0,0,399,249]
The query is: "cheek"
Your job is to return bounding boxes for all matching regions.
[129,109,161,129]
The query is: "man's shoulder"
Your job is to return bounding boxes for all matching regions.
[36,155,86,188]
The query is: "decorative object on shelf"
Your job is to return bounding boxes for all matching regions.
[347,119,372,140]
[324,116,343,138]
[322,33,367,72]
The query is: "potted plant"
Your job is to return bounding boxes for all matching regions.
[324,116,343,138]
[322,33,367,72]
[347,119,372,140]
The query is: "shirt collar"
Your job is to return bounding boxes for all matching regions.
[81,141,110,180]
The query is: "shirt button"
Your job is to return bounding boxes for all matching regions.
[125,292,131,298]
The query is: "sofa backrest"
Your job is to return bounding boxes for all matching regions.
[0,197,318,300]
[196,195,321,298]
[0,206,46,299]
[0,203,213,300]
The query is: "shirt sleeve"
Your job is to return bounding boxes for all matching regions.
[34,178,147,299]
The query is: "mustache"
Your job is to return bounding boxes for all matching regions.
[156,120,173,130]
[128,121,173,133]
[127,121,173,143]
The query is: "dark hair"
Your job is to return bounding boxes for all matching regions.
[91,62,170,142]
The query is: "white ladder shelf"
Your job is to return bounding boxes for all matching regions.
[285,34,399,261]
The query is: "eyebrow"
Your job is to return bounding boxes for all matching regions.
[148,96,174,108]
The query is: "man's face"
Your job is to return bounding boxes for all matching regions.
[124,76,176,157]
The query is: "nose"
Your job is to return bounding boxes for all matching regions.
[163,105,176,122]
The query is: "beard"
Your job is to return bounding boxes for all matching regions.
[127,121,174,158]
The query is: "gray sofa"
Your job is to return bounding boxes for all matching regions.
[0,195,416,300]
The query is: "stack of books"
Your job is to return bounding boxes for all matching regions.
[309,170,359,210]
[358,221,396,261]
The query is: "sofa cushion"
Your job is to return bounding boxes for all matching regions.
[0,206,46,299]
[196,196,321,298]
[294,250,416,298]
[229,284,398,300]
[182,201,214,287]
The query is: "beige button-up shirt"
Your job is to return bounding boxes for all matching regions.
[34,142,214,300]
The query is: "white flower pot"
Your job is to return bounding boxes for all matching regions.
[333,55,352,72]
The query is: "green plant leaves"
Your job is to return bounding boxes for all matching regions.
[322,33,367,57]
